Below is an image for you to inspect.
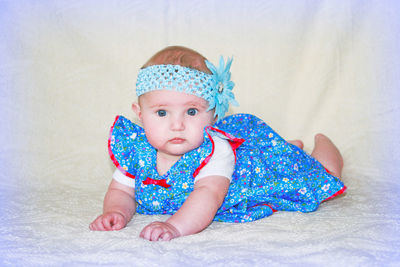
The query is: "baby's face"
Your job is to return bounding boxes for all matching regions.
[135,90,215,159]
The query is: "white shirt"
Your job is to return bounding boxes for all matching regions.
[113,135,235,188]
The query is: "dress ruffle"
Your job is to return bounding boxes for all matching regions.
[108,116,147,179]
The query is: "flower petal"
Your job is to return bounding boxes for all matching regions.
[204,56,238,121]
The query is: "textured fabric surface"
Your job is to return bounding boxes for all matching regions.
[1,1,399,266]
[136,64,215,101]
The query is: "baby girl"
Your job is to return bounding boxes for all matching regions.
[90,46,346,241]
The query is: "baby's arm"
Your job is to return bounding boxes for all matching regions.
[90,179,136,231]
[140,175,230,241]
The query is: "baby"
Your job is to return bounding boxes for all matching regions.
[90,46,346,241]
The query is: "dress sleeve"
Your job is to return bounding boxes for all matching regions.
[194,135,235,183]
[113,168,135,188]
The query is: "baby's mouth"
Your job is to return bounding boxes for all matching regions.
[169,138,185,144]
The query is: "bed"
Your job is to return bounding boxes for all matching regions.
[1,1,399,266]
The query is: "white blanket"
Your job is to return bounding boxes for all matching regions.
[1,1,399,266]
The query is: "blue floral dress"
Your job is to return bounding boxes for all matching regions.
[109,113,346,223]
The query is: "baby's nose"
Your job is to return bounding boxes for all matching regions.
[171,116,185,131]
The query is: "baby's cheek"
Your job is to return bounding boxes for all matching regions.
[145,130,164,148]
[193,135,205,149]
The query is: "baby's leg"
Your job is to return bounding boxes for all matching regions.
[310,134,343,178]
[287,140,304,149]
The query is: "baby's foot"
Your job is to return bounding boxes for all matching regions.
[288,140,304,149]
[312,134,344,177]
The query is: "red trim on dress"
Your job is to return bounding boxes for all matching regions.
[207,126,245,161]
[322,185,347,202]
[192,126,245,178]
[250,203,278,213]
[192,131,215,178]
[321,167,347,202]
[108,115,136,179]
[142,177,171,188]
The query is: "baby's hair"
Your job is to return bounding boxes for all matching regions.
[142,46,212,74]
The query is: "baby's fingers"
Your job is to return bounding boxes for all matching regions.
[140,223,163,241]
[101,216,113,230]
[90,213,126,231]
[89,216,106,231]
[110,215,125,230]
[140,222,179,241]
[150,227,166,241]
[139,224,150,239]
[140,225,157,241]
[159,231,173,241]
[103,213,126,231]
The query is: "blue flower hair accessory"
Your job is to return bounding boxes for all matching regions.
[205,56,239,120]
[136,56,238,120]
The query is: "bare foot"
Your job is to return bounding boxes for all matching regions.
[311,134,343,178]
[288,140,304,150]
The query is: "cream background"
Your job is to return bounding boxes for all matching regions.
[1,1,399,266]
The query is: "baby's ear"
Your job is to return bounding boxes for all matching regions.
[132,103,141,118]
[213,115,218,124]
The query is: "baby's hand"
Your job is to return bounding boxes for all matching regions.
[140,221,181,241]
[89,212,127,231]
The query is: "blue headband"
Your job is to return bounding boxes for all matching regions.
[136,56,238,120]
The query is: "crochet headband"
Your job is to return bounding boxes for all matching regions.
[136,56,238,120]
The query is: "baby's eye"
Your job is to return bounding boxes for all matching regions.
[157,110,167,117]
[187,108,198,116]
